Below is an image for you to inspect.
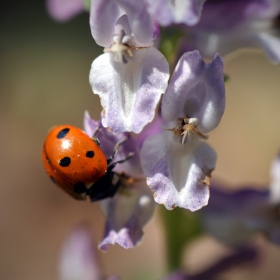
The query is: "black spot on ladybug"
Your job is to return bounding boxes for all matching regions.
[57,128,70,139]
[74,182,87,193]
[59,156,71,167]
[50,176,57,185]
[86,151,95,158]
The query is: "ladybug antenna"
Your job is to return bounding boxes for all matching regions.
[92,126,102,147]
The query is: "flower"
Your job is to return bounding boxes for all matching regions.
[181,0,280,63]
[89,0,171,134]
[46,0,85,22]
[89,45,169,134]
[84,112,156,250]
[140,51,225,211]
[146,0,206,26]
[201,152,280,247]
[58,224,119,280]
[202,185,269,246]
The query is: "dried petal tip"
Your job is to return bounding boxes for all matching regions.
[198,175,211,187]
[165,115,208,145]
[104,30,149,64]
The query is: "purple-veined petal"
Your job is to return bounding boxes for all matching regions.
[84,111,143,178]
[89,47,169,134]
[99,181,156,251]
[146,0,206,26]
[202,185,269,246]
[46,0,84,22]
[255,32,280,63]
[90,0,123,47]
[162,246,258,280]
[162,51,225,134]
[117,0,155,44]
[140,132,216,211]
[134,111,164,148]
[59,225,102,280]
[90,0,156,47]
[84,111,100,139]
[201,152,280,247]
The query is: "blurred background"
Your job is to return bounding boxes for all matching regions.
[1,1,280,279]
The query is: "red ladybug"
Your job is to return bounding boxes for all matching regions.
[42,125,132,201]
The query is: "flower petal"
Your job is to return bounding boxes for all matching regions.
[202,184,269,246]
[134,111,164,148]
[90,0,123,47]
[59,225,102,280]
[46,0,84,22]
[146,0,206,26]
[162,246,258,280]
[255,32,280,63]
[90,0,156,47]
[89,47,169,134]
[117,0,156,44]
[99,181,156,251]
[140,132,216,211]
[161,51,225,134]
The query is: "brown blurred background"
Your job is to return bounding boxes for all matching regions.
[1,1,280,280]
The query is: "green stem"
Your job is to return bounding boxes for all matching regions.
[82,0,91,11]
[158,27,185,71]
[160,206,202,272]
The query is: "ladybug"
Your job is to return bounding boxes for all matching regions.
[42,125,132,202]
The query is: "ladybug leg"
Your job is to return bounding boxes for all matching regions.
[87,171,121,202]
[93,126,101,137]
[107,152,134,171]
[92,126,101,147]
[107,136,129,164]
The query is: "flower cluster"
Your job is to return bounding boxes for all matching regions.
[45,0,280,278]
[80,0,225,250]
